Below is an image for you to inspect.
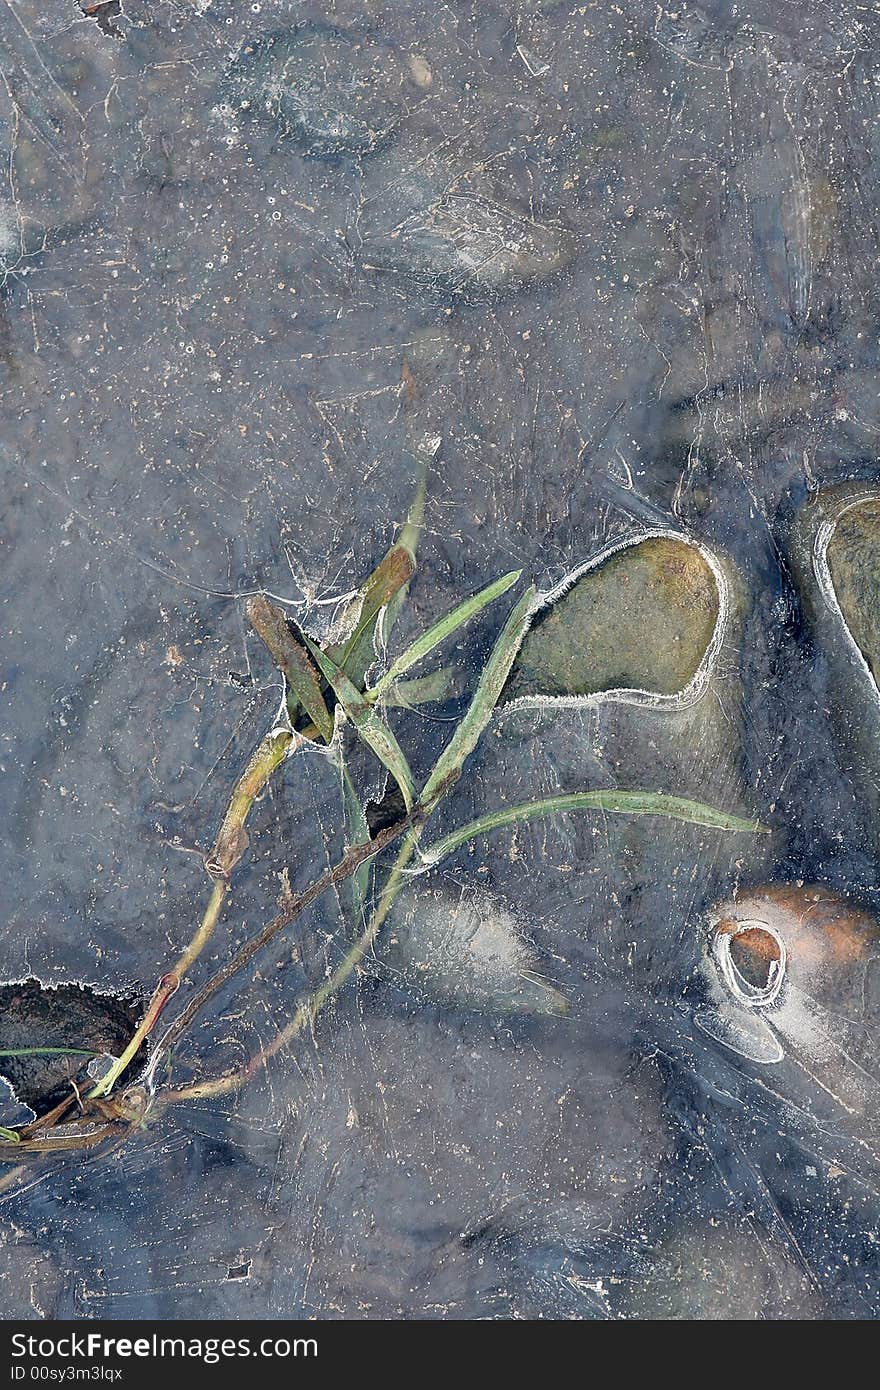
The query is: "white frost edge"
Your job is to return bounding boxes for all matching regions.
[812,488,880,710]
[709,918,788,1010]
[499,527,731,718]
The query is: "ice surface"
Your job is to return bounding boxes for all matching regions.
[1,0,879,1319]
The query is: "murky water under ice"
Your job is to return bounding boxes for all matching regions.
[1,0,880,1318]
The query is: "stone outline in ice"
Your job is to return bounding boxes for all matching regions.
[812,486,880,709]
[695,915,788,1065]
[499,526,730,718]
[693,1004,785,1065]
[709,919,788,1009]
[698,891,880,1117]
[0,1075,36,1129]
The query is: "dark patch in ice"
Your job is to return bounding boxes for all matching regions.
[0,979,145,1116]
[79,3,124,41]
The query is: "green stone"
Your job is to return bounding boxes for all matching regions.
[826,500,880,687]
[505,536,720,701]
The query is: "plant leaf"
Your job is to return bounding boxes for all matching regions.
[0,1126,20,1143]
[0,1048,96,1058]
[417,791,768,868]
[382,666,460,708]
[369,570,522,703]
[383,445,431,639]
[304,637,416,811]
[328,546,415,691]
[246,596,334,740]
[421,585,536,809]
[337,750,372,923]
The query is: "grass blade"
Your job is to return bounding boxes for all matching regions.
[328,546,415,691]
[421,585,536,809]
[247,596,334,740]
[304,637,416,810]
[382,666,460,708]
[369,570,522,702]
[0,1048,96,1058]
[337,750,372,922]
[417,791,768,868]
[383,440,433,638]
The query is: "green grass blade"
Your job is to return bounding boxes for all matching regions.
[397,446,431,560]
[328,546,415,691]
[337,751,372,921]
[384,439,433,638]
[304,637,416,811]
[382,667,460,708]
[0,1127,20,1143]
[369,570,522,703]
[0,1048,96,1058]
[421,585,536,809]
[418,791,768,868]
[247,596,334,740]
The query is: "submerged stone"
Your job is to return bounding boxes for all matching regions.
[618,1218,823,1320]
[705,884,880,1014]
[0,979,143,1116]
[697,886,880,1141]
[505,536,720,701]
[791,485,880,855]
[227,26,405,158]
[386,884,566,1016]
[825,498,880,687]
[360,187,574,302]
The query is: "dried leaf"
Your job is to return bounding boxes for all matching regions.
[247,596,334,740]
[328,546,415,690]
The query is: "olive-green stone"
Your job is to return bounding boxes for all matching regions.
[505,536,720,700]
[826,500,880,688]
